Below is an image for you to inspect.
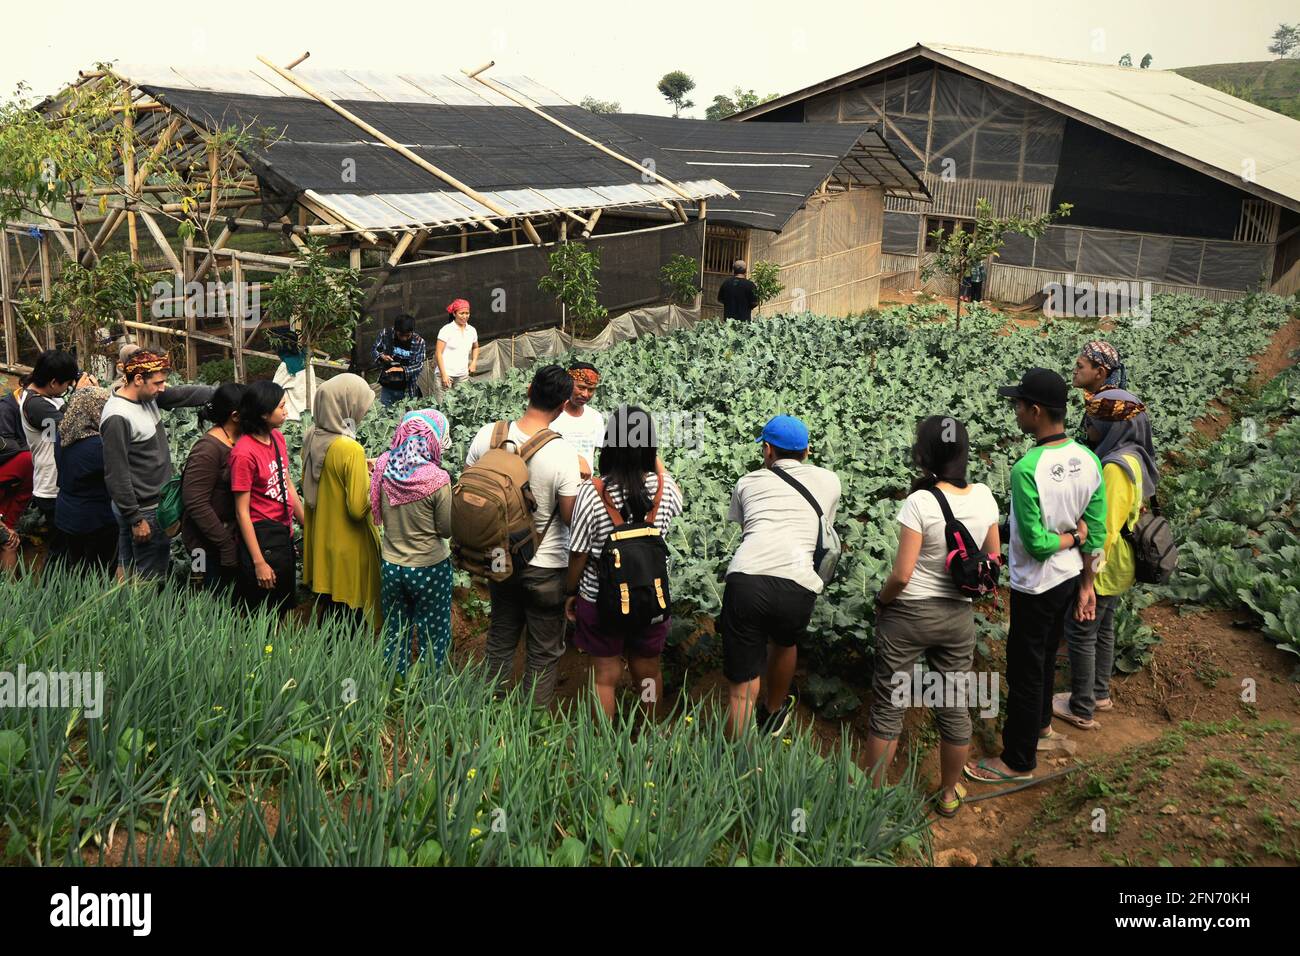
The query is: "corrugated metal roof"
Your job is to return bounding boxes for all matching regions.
[731,43,1300,213]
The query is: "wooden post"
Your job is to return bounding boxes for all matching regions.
[39,234,55,349]
[0,233,17,370]
[122,93,144,326]
[231,256,246,383]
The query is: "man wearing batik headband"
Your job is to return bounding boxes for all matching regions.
[552,362,605,480]
[1072,339,1131,445]
[101,349,215,578]
[1055,360,1159,732]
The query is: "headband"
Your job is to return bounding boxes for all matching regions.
[447,298,470,315]
[124,351,171,378]
[569,367,600,388]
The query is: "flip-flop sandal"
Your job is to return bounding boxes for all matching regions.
[963,759,1033,784]
[1037,727,1067,751]
[932,782,968,818]
[1095,698,1114,712]
[1052,697,1100,730]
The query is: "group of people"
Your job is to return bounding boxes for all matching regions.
[865,340,1153,817]
[1,323,1154,816]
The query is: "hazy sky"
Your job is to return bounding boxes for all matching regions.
[4,0,1295,111]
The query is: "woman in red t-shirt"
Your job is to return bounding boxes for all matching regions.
[230,381,304,615]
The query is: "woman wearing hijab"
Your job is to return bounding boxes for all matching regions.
[301,373,381,631]
[182,383,246,592]
[371,409,454,675]
[51,387,118,574]
[1054,389,1159,730]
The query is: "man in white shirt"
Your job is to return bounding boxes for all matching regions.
[551,362,605,480]
[465,364,581,707]
[721,415,841,739]
[436,298,479,393]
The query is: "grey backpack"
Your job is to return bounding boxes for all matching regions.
[771,465,841,586]
[1121,499,1178,585]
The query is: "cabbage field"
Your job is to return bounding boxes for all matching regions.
[166,293,1292,667]
[7,293,1291,867]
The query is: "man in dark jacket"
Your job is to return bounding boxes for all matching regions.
[718,260,759,322]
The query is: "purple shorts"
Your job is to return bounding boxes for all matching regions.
[574,595,670,659]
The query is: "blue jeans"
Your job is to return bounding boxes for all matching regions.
[380,384,422,407]
[113,504,172,579]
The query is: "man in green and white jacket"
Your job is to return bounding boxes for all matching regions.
[966,368,1107,784]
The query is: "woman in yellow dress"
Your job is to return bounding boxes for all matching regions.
[301,373,381,632]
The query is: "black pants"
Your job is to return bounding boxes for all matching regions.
[1001,577,1079,772]
[50,522,119,577]
[237,520,297,616]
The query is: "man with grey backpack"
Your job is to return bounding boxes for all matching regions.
[720,415,841,739]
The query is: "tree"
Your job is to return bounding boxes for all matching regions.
[705,87,779,121]
[1268,23,1300,58]
[261,238,365,410]
[0,68,277,370]
[920,198,1073,328]
[659,254,700,306]
[580,96,622,115]
[657,71,696,117]
[750,261,784,307]
[1140,53,1153,69]
[538,241,608,337]
[1118,53,1133,67]
[20,253,156,362]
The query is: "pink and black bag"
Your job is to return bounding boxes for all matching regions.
[926,487,1001,598]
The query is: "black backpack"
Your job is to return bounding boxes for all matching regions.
[926,487,1001,598]
[593,470,671,629]
[1121,498,1178,585]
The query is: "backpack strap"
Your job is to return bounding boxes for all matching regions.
[646,464,666,524]
[924,485,959,528]
[516,427,560,463]
[489,420,510,450]
[770,464,825,554]
[591,476,625,527]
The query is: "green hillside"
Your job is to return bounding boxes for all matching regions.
[1174,59,1300,119]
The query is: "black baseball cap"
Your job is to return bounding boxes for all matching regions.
[998,367,1068,409]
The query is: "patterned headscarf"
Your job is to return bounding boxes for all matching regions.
[124,350,171,380]
[1083,387,1159,497]
[569,366,600,388]
[58,386,109,447]
[1080,340,1127,390]
[447,298,470,316]
[370,409,451,524]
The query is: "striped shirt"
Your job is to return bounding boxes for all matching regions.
[568,471,684,602]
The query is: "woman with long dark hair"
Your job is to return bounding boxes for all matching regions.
[564,404,684,720]
[182,383,246,592]
[230,381,303,616]
[867,415,1000,818]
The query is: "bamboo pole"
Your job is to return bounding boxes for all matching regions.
[231,257,246,382]
[122,94,144,326]
[182,247,197,379]
[462,66,696,202]
[39,235,54,349]
[137,210,184,276]
[581,208,602,238]
[0,234,16,370]
[258,55,508,229]
[193,204,254,282]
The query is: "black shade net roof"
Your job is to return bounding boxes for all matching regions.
[606,112,930,231]
[115,65,731,232]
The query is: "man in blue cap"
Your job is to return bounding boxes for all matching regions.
[721,414,841,738]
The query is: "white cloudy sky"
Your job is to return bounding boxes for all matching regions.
[3,0,1295,110]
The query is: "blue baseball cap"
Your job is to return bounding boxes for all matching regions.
[757,414,809,452]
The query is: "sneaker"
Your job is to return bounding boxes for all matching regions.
[757,695,796,737]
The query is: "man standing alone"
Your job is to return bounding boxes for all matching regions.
[718,260,759,322]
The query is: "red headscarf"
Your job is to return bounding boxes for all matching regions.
[447,298,470,316]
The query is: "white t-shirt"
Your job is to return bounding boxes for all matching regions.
[726,459,841,594]
[465,421,581,569]
[895,483,999,602]
[437,322,478,378]
[552,405,604,469]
